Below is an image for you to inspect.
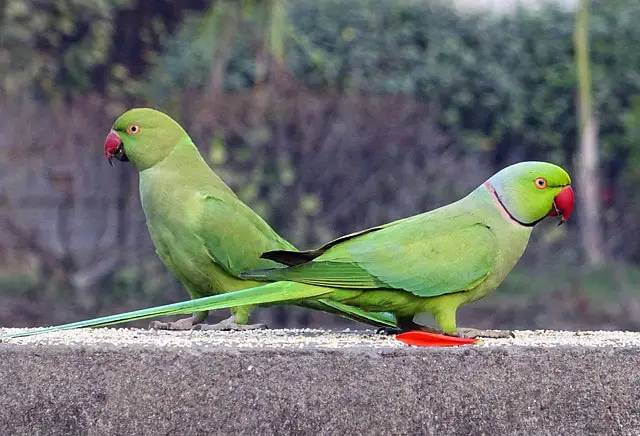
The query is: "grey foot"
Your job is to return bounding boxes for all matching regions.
[376,327,403,335]
[377,323,442,336]
[149,316,200,331]
[454,328,515,339]
[192,317,267,331]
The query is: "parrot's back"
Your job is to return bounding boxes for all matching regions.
[137,137,293,298]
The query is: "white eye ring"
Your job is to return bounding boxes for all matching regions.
[535,178,547,189]
[127,124,140,135]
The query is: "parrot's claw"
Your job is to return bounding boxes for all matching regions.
[192,317,267,331]
[377,320,443,336]
[376,327,403,336]
[148,316,201,331]
[453,328,515,339]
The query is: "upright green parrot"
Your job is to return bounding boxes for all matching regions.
[2,161,573,340]
[100,108,396,330]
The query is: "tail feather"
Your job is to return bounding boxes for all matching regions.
[1,281,330,339]
[240,268,280,281]
[301,299,396,328]
[240,271,397,328]
[261,250,319,266]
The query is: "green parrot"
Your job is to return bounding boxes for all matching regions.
[100,107,396,330]
[1,161,573,340]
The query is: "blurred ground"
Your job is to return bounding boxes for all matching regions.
[1,328,638,435]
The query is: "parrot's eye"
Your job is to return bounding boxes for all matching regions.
[534,178,547,189]
[127,124,141,135]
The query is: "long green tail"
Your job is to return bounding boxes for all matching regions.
[1,282,387,339]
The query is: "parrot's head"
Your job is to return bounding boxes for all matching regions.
[485,161,574,226]
[104,108,188,171]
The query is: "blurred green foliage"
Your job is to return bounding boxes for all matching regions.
[5,0,639,177]
[148,0,640,170]
[0,0,212,100]
[147,0,292,102]
[0,0,129,99]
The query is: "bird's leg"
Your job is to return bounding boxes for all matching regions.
[375,317,404,335]
[434,308,515,338]
[376,317,439,335]
[192,315,267,331]
[149,287,210,330]
[193,305,266,331]
[148,311,208,331]
[453,328,515,339]
[376,326,402,335]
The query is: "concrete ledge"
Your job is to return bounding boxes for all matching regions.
[0,328,639,435]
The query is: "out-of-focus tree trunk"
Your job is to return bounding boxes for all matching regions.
[207,2,240,100]
[574,0,605,266]
[200,0,289,122]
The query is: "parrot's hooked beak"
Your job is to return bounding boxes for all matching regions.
[547,186,574,226]
[104,129,129,167]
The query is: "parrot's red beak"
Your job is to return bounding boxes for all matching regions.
[547,186,574,225]
[104,129,128,167]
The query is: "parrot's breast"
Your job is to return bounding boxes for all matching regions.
[139,175,220,297]
[462,191,534,304]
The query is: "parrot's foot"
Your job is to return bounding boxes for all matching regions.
[376,323,441,336]
[148,316,201,331]
[192,317,267,331]
[454,328,515,339]
[376,327,403,335]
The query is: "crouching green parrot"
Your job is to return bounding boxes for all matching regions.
[101,108,396,331]
[1,161,573,340]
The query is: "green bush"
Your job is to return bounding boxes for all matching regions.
[0,0,213,100]
[150,0,640,168]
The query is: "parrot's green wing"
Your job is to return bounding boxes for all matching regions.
[251,214,498,298]
[195,192,295,276]
[345,221,496,296]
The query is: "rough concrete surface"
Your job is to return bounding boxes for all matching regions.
[0,328,639,435]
